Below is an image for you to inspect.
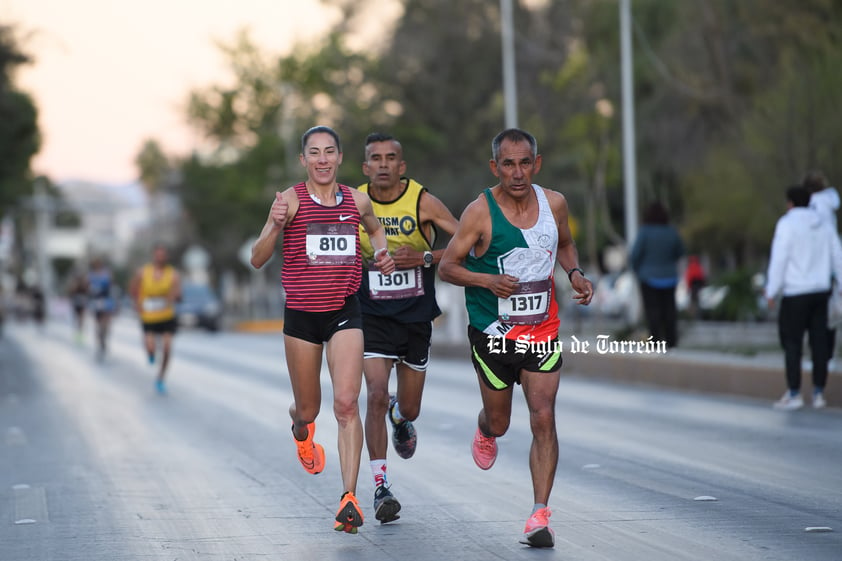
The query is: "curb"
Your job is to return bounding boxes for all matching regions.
[234,319,284,333]
[432,341,840,408]
[561,350,842,407]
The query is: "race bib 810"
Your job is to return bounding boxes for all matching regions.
[306,223,357,265]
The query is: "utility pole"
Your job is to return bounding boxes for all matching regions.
[620,0,638,246]
[33,178,53,296]
[501,0,518,128]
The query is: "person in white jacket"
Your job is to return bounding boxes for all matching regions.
[804,170,841,370]
[804,170,839,230]
[765,185,842,410]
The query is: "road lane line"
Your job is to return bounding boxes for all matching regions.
[12,484,49,525]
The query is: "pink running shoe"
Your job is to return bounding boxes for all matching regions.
[471,427,497,470]
[519,507,555,548]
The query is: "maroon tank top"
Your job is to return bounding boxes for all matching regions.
[281,183,362,311]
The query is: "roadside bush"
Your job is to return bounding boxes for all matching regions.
[710,269,760,321]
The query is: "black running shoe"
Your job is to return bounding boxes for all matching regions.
[388,395,417,459]
[373,485,401,524]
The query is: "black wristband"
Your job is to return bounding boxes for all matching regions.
[567,267,584,281]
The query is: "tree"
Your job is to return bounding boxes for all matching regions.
[163,0,842,279]
[135,138,171,197]
[368,0,527,213]
[568,0,842,270]
[177,27,385,272]
[0,25,40,219]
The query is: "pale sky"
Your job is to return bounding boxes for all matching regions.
[1,0,362,185]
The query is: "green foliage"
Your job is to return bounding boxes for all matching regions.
[0,26,39,219]
[0,89,39,213]
[681,46,842,264]
[148,0,842,288]
[135,139,171,196]
[709,269,761,322]
[175,28,388,272]
[177,134,287,272]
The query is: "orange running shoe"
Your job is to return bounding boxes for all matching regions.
[333,491,364,533]
[293,422,325,475]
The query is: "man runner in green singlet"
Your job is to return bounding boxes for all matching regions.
[439,128,593,548]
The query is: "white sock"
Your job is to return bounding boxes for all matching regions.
[370,459,388,488]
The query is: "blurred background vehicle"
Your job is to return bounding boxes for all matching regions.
[176,282,222,332]
[591,271,637,320]
[589,269,740,324]
[675,280,729,317]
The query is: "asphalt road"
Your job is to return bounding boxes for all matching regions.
[1,316,841,561]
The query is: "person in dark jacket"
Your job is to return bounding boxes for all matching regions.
[630,201,686,348]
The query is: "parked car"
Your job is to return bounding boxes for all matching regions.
[177,283,222,331]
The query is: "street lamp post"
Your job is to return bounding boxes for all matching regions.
[620,0,638,247]
[501,0,518,129]
[33,178,53,296]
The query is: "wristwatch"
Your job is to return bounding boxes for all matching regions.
[567,267,585,281]
[423,251,434,268]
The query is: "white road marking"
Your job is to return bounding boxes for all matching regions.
[13,484,49,525]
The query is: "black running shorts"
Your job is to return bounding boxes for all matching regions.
[283,295,362,345]
[362,314,432,371]
[142,318,178,334]
[468,325,562,391]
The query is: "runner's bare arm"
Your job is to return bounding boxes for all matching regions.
[354,190,396,275]
[421,191,460,264]
[128,269,142,311]
[547,189,593,305]
[169,270,182,305]
[438,198,518,298]
[393,192,460,268]
[251,188,299,269]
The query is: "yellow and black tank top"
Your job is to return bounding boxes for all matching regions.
[357,178,441,322]
[138,264,177,323]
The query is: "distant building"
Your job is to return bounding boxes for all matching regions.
[57,180,151,267]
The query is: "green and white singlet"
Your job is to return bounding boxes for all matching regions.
[465,184,560,342]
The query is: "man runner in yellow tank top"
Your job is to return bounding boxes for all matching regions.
[356,133,459,523]
[129,244,182,395]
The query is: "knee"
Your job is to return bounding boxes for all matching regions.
[529,406,556,436]
[290,403,319,425]
[366,385,390,412]
[484,412,511,437]
[400,402,421,422]
[333,395,360,426]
